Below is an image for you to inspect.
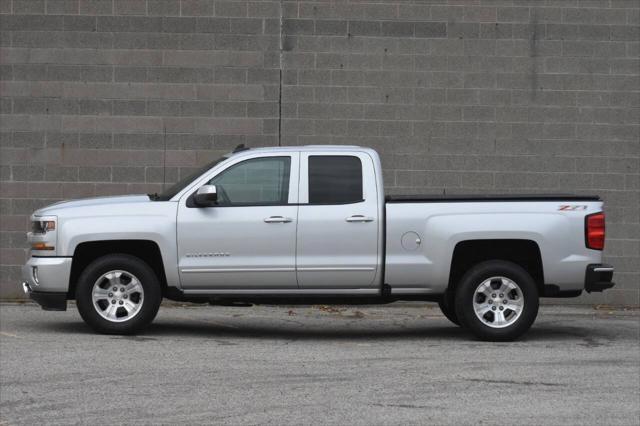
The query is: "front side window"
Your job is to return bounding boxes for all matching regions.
[153,156,226,201]
[208,156,291,206]
[308,156,363,204]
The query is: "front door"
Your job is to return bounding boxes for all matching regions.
[296,152,380,289]
[177,153,299,290]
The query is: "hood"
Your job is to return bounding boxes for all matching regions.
[34,195,151,216]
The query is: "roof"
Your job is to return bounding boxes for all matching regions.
[229,145,374,156]
[248,145,363,152]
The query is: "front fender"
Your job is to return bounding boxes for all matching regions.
[59,214,179,288]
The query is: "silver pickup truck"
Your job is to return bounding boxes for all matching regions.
[22,145,614,341]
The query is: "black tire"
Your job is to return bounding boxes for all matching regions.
[438,292,460,326]
[75,254,162,334]
[454,260,539,342]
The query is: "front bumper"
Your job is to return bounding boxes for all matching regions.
[22,257,72,292]
[21,257,72,310]
[22,282,67,311]
[585,264,615,293]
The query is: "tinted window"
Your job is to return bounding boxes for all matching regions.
[208,157,291,206]
[308,156,363,204]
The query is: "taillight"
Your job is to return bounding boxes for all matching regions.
[585,212,605,250]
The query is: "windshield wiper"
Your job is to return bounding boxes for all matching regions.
[147,192,160,201]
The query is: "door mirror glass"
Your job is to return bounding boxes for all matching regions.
[194,185,218,207]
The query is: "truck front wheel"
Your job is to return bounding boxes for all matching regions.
[454,260,539,341]
[75,254,162,334]
[437,293,460,326]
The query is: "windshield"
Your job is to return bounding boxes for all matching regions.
[150,156,227,201]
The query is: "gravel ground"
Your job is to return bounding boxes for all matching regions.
[0,302,638,425]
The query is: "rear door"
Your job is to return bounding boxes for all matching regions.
[296,151,380,289]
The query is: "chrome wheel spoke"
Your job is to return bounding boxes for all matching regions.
[122,300,137,314]
[499,280,516,296]
[504,303,522,314]
[124,281,143,296]
[493,310,507,325]
[92,287,110,302]
[505,298,523,313]
[104,303,118,320]
[477,283,492,298]
[474,304,493,317]
[106,271,122,286]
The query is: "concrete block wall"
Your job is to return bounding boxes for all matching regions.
[1,0,638,304]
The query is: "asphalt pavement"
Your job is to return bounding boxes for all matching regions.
[0,302,638,425]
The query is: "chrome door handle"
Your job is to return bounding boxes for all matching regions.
[346,215,374,223]
[264,216,293,223]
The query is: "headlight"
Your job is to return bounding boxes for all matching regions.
[32,220,56,233]
[29,216,57,254]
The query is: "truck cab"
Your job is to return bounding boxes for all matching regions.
[174,146,384,293]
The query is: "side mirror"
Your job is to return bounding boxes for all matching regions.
[194,185,218,207]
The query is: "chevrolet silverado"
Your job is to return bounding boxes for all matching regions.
[22,145,615,341]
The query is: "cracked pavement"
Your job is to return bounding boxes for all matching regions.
[1,302,638,425]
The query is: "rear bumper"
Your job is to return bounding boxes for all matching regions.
[22,282,67,311]
[585,264,615,293]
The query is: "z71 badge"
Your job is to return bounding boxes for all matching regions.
[558,205,588,211]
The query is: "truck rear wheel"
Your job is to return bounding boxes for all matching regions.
[454,260,539,341]
[75,254,162,334]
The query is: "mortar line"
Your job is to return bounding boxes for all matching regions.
[278,0,284,147]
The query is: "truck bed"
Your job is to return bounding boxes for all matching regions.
[385,194,601,203]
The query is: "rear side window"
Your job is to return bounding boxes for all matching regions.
[308,156,363,204]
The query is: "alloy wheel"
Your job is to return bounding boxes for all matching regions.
[91,270,144,323]
[472,276,524,328]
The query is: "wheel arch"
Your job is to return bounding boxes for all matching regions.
[68,240,168,299]
[447,239,544,295]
